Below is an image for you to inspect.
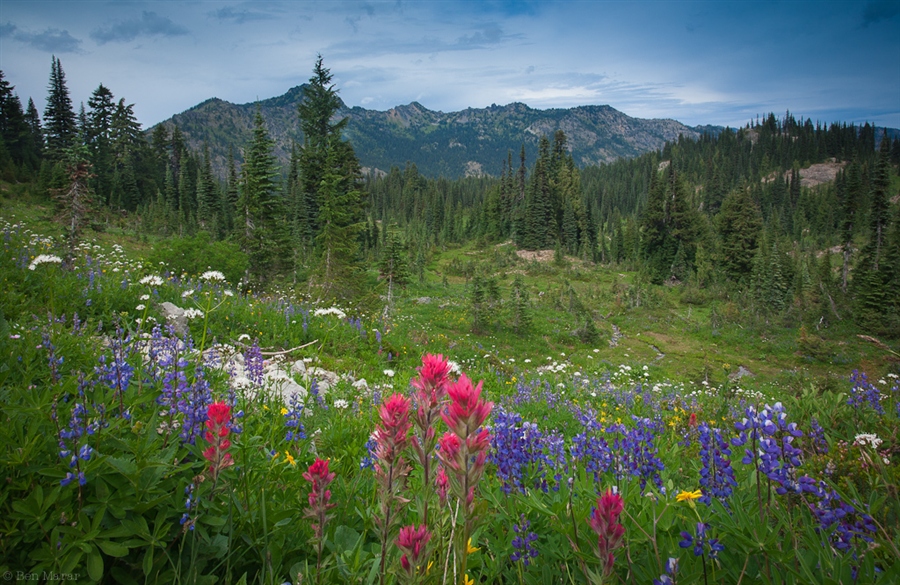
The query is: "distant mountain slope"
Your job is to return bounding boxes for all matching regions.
[155,85,716,179]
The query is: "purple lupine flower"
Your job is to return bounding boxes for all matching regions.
[41,333,64,383]
[178,364,212,445]
[848,370,883,414]
[360,435,377,470]
[245,341,264,387]
[808,418,828,455]
[570,405,614,482]
[489,406,566,494]
[611,416,665,491]
[679,522,724,560]
[697,422,736,506]
[284,392,306,442]
[95,325,134,418]
[653,557,679,585]
[806,479,877,554]
[510,514,539,566]
[55,374,102,487]
[180,482,197,531]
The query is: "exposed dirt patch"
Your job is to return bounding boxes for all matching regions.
[516,249,556,262]
[763,159,846,188]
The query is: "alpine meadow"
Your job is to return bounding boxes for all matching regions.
[2,50,900,585]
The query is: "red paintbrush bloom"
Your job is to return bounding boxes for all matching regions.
[304,458,337,540]
[441,374,493,436]
[202,402,233,479]
[588,489,626,578]
[397,524,432,577]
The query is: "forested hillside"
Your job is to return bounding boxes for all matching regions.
[2,57,900,334]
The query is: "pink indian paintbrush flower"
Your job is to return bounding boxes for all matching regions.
[202,402,234,479]
[396,524,432,580]
[588,488,626,578]
[303,458,337,540]
[441,374,493,437]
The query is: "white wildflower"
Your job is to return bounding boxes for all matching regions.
[140,294,150,301]
[139,275,164,286]
[854,433,882,449]
[183,308,204,320]
[238,333,251,342]
[200,270,227,283]
[28,254,62,270]
[181,289,195,299]
[224,290,234,297]
[447,360,461,374]
[333,399,349,410]
[135,304,146,311]
[313,307,346,319]
[383,369,395,378]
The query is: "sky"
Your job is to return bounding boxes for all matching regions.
[1,0,899,131]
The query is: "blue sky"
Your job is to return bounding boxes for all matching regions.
[1,1,898,130]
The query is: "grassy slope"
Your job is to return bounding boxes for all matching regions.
[2,185,894,392]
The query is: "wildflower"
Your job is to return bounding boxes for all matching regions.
[334,399,349,409]
[202,402,234,481]
[679,522,724,560]
[140,294,150,301]
[139,275,164,287]
[181,289,195,299]
[396,524,432,582]
[200,270,226,283]
[303,458,337,571]
[384,368,395,378]
[653,558,679,585]
[510,514,539,566]
[182,308,204,320]
[135,304,146,311]
[588,489,626,578]
[285,452,296,466]
[467,538,480,554]
[28,254,62,270]
[676,489,703,502]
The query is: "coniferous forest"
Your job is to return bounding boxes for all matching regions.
[1,56,900,584]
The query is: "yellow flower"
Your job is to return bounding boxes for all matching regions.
[467,538,480,554]
[263,405,269,411]
[281,407,288,415]
[676,489,702,502]
[285,452,296,466]
[463,575,475,585]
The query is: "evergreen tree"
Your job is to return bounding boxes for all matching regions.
[51,145,95,261]
[717,186,762,281]
[509,274,532,334]
[236,108,289,284]
[85,84,115,203]
[298,56,367,302]
[43,56,77,160]
[379,234,410,289]
[195,142,218,231]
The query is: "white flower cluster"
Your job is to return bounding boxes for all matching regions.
[200,270,227,283]
[383,369,395,378]
[854,433,883,449]
[139,275,164,287]
[182,289,195,299]
[313,307,346,319]
[28,254,62,270]
[182,308,204,320]
[333,399,349,410]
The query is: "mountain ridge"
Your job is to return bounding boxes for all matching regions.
[156,84,719,179]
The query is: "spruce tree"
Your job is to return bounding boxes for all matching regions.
[717,186,762,281]
[298,56,367,302]
[237,108,288,285]
[43,56,77,160]
[509,274,532,334]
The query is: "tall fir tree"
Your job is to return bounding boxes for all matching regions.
[43,56,77,160]
[236,108,289,285]
[298,56,367,302]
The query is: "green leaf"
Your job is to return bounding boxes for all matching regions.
[142,547,155,577]
[87,547,104,581]
[98,540,129,557]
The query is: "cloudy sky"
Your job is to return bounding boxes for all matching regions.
[1,1,898,130]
